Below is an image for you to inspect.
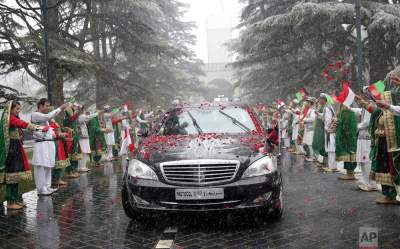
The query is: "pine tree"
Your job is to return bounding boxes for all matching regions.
[0,0,204,107]
[230,0,400,102]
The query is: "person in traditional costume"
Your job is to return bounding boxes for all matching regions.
[119,105,134,172]
[312,97,328,164]
[335,103,358,180]
[356,92,399,204]
[64,103,82,178]
[0,101,38,210]
[31,98,68,196]
[87,115,107,165]
[155,107,165,125]
[286,101,296,153]
[280,110,290,149]
[49,119,70,187]
[112,111,124,158]
[297,102,308,155]
[136,108,152,143]
[265,111,280,153]
[319,94,338,172]
[77,108,98,173]
[364,71,400,203]
[102,105,116,161]
[302,97,317,161]
[291,108,301,154]
[351,88,378,191]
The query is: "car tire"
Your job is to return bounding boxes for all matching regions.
[121,183,141,220]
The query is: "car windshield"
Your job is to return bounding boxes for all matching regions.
[160,107,256,135]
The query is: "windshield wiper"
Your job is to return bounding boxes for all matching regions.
[187,111,203,134]
[218,110,251,133]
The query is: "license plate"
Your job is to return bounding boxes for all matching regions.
[175,188,224,200]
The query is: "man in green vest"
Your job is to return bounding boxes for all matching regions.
[88,114,107,165]
[336,104,358,180]
[64,103,82,178]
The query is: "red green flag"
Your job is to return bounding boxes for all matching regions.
[276,99,285,108]
[336,82,355,108]
[368,81,385,100]
[326,95,335,105]
[295,92,303,102]
[295,88,307,102]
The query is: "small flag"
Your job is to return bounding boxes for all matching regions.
[325,95,336,105]
[277,99,285,108]
[295,88,307,101]
[336,82,355,108]
[368,81,385,100]
[295,92,303,102]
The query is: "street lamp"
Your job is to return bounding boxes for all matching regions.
[40,0,51,103]
[355,0,364,91]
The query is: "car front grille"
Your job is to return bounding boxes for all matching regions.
[160,159,240,185]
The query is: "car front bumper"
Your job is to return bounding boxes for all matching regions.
[124,172,282,212]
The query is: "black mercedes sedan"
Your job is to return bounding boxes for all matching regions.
[121,102,283,219]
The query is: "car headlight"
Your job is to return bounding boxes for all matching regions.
[128,159,158,181]
[242,156,277,178]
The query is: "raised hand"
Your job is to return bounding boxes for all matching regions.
[376,101,390,110]
[391,73,400,86]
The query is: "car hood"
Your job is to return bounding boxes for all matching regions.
[136,133,267,166]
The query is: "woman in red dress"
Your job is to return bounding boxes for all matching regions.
[0,101,38,210]
[49,119,70,187]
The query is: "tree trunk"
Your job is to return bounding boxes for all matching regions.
[100,1,107,61]
[47,0,64,106]
[90,0,104,107]
[79,0,91,51]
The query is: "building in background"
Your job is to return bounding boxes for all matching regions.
[201,14,236,99]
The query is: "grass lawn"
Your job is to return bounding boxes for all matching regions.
[0,151,36,202]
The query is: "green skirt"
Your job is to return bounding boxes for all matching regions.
[336,108,357,162]
[312,119,327,157]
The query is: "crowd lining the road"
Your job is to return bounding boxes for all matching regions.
[0,100,157,210]
[257,72,400,205]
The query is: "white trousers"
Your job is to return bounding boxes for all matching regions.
[359,162,378,188]
[78,154,90,170]
[328,152,337,170]
[296,144,305,154]
[105,145,113,161]
[307,146,316,159]
[34,166,52,193]
[283,138,290,148]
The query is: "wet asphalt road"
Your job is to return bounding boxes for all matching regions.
[1,152,400,249]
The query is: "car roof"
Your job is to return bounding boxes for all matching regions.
[166,102,249,112]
